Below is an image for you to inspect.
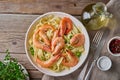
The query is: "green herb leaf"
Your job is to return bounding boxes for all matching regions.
[67,46,73,50]
[0,50,28,80]
[75,51,82,57]
[4,49,11,61]
[30,47,34,55]
[69,35,73,39]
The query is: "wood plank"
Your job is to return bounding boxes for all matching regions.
[0,14,80,53]
[28,70,43,79]
[0,14,80,32]
[0,32,25,53]
[0,0,109,15]
[0,14,39,32]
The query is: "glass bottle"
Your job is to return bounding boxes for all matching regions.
[81,2,112,30]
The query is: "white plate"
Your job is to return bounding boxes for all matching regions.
[20,63,30,80]
[25,12,90,76]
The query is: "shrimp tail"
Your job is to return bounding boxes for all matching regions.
[36,54,61,68]
[62,50,78,67]
[59,17,73,36]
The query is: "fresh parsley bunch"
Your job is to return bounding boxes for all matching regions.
[0,50,28,80]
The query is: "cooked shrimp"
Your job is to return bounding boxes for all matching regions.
[51,30,59,46]
[33,25,55,52]
[36,54,61,68]
[59,17,73,36]
[52,30,59,41]
[62,50,78,67]
[39,31,50,45]
[70,33,85,47]
[39,24,55,45]
[39,24,55,31]
[33,28,51,52]
[51,37,65,55]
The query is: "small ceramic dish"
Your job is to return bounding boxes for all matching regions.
[107,36,120,56]
[97,56,112,71]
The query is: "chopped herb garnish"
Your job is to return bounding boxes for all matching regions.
[65,39,67,44]
[69,35,73,39]
[75,51,82,57]
[40,56,46,61]
[30,47,34,55]
[67,46,73,50]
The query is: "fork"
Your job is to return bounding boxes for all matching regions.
[91,30,104,50]
[77,29,104,80]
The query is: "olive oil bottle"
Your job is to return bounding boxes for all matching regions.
[81,2,112,30]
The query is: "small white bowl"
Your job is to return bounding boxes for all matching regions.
[97,56,112,71]
[107,36,120,56]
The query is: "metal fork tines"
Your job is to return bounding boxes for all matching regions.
[91,30,104,50]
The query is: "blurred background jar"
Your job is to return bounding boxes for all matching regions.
[81,2,112,30]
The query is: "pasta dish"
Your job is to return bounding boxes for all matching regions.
[28,15,85,72]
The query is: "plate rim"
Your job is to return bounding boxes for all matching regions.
[25,12,90,76]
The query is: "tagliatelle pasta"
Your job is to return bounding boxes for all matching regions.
[28,15,85,72]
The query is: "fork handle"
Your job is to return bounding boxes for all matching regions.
[84,60,96,80]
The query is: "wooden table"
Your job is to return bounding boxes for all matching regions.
[0,0,120,80]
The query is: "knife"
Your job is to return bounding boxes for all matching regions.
[84,28,109,80]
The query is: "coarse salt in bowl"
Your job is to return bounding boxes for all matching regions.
[97,56,112,71]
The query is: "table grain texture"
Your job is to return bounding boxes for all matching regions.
[0,0,120,80]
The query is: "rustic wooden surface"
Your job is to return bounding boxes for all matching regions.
[0,0,109,15]
[0,0,120,80]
